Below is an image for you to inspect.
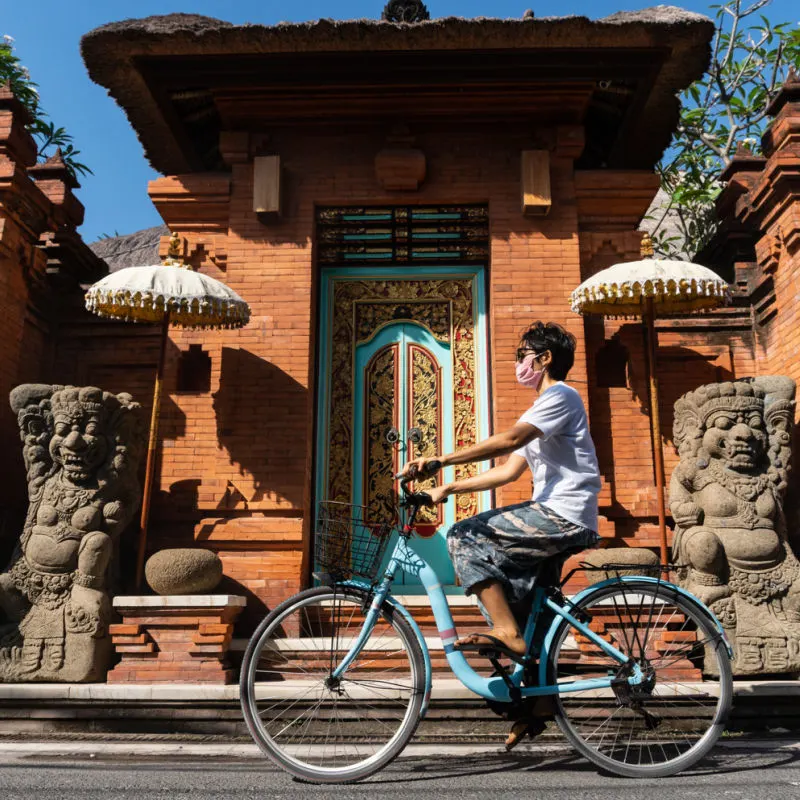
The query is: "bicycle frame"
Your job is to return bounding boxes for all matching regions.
[331,534,646,707]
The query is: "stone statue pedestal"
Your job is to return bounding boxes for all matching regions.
[107,595,246,684]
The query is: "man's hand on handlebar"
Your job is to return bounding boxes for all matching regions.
[400,457,443,480]
[397,458,451,508]
[419,484,452,506]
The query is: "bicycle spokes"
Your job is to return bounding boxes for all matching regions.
[550,581,731,777]
[240,587,425,781]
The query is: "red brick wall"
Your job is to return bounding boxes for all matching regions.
[47,99,800,624]
[51,123,596,617]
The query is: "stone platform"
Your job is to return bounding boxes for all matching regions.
[108,595,246,684]
[0,681,798,740]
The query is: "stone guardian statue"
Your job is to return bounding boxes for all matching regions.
[0,385,145,682]
[670,377,800,675]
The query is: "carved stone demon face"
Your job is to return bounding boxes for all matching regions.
[701,405,767,473]
[48,389,109,485]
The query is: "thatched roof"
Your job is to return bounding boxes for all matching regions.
[89,225,167,273]
[81,8,714,174]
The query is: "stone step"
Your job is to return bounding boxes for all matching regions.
[0,681,795,740]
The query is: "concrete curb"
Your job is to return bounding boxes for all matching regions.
[0,679,798,702]
[1,738,799,762]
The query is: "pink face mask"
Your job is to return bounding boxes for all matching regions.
[515,353,545,391]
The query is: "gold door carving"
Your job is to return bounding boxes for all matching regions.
[326,278,480,521]
[363,345,399,524]
[408,344,443,533]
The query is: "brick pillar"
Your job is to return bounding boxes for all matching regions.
[574,170,662,545]
[714,73,800,495]
[0,82,105,553]
[0,84,53,536]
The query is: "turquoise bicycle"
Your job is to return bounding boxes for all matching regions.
[240,463,733,783]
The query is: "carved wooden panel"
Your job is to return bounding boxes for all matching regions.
[408,344,443,533]
[362,344,400,525]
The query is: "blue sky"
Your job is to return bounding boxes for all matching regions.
[5,1,798,242]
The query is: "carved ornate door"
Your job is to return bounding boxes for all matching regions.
[353,322,455,584]
[315,267,490,590]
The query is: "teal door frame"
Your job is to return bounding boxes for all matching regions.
[314,265,491,592]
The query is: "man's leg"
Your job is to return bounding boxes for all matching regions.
[455,578,526,655]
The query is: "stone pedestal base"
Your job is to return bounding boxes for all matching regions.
[107,595,246,684]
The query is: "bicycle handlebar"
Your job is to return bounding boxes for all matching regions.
[396,459,442,487]
[395,460,447,511]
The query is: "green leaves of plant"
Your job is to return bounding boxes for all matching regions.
[1,35,92,179]
[653,1,799,260]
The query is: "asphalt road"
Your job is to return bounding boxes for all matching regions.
[2,744,800,800]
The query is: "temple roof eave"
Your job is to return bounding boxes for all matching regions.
[81,9,714,175]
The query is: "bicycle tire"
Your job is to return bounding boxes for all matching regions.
[240,585,426,783]
[547,579,732,778]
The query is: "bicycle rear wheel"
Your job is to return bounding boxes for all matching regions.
[240,586,425,783]
[548,579,732,778]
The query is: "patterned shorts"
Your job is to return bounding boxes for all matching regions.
[446,501,599,612]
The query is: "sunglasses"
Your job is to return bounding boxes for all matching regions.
[516,348,547,363]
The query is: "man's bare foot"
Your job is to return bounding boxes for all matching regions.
[504,697,556,751]
[505,718,547,751]
[454,628,527,656]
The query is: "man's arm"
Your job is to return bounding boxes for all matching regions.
[401,421,540,479]
[440,422,540,467]
[444,453,529,496]
[419,454,530,505]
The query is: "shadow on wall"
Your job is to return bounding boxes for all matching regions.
[213,348,307,511]
[621,341,735,446]
[588,328,736,514]
[648,345,735,447]
[218,573,270,633]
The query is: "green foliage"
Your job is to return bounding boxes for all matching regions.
[651,1,800,259]
[0,34,91,179]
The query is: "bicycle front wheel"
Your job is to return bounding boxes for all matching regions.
[240,586,426,783]
[548,579,732,778]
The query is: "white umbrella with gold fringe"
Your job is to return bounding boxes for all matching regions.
[570,233,730,567]
[85,232,250,588]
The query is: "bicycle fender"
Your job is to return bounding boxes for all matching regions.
[538,575,733,686]
[341,581,432,719]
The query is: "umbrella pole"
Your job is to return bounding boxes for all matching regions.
[135,312,171,590]
[644,298,669,569]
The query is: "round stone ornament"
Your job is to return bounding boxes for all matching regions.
[145,548,223,595]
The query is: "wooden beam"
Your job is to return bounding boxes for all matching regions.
[521,150,551,216]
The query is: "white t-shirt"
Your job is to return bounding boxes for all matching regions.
[513,382,601,533]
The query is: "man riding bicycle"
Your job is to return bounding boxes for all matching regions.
[240,320,732,775]
[402,321,601,743]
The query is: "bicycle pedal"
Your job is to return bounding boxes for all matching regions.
[478,646,527,665]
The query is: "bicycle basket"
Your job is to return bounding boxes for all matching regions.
[315,501,397,582]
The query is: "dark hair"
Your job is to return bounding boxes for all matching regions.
[519,321,576,381]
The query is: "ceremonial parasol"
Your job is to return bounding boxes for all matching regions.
[570,233,730,567]
[85,232,250,588]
